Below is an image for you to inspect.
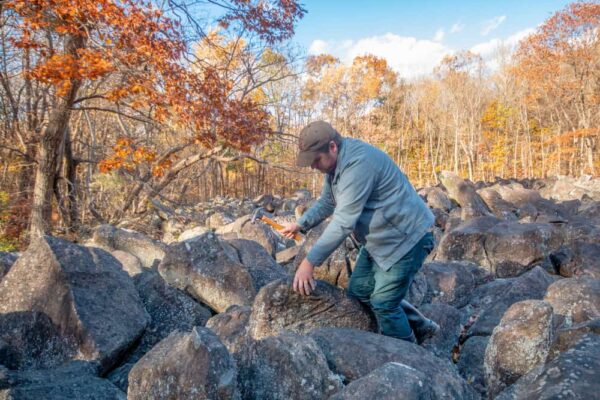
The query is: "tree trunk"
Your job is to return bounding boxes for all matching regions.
[29,35,84,240]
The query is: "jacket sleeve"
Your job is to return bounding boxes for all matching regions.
[305,158,376,266]
[297,177,335,231]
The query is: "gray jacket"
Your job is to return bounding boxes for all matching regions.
[297,137,434,271]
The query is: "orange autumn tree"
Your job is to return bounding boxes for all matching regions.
[515,1,600,176]
[4,0,305,239]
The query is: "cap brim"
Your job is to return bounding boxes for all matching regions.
[296,150,318,167]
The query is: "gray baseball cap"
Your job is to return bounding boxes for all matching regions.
[296,121,341,167]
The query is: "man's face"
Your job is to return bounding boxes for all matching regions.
[310,142,338,174]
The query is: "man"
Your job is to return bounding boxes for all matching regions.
[281,121,439,343]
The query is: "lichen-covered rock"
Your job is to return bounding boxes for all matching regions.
[496,333,600,400]
[551,241,600,279]
[0,236,149,372]
[544,276,600,326]
[484,300,554,397]
[216,215,280,257]
[107,270,212,391]
[206,305,252,356]
[465,267,556,338]
[89,224,166,268]
[158,232,282,312]
[127,327,239,400]
[248,279,376,340]
[238,333,342,400]
[225,238,288,289]
[548,319,600,361]
[310,328,478,399]
[328,362,433,400]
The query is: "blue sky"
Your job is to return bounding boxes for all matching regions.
[291,0,573,78]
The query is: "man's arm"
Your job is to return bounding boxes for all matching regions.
[296,177,335,231]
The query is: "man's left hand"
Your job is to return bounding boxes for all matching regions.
[293,258,316,296]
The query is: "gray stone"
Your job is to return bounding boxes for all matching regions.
[457,336,489,396]
[206,305,252,356]
[420,303,463,360]
[0,252,17,282]
[496,333,600,400]
[484,300,554,397]
[216,215,280,257]
[0,236,149,372]
[552,241,600,279]
[238,333,342,400]
[329,362,434,400]
[248,279,376,340]
[110,250,143,277]
[89,224,166,269]
[439,171,493,219]
[127,327,239,400]
[544,276,600,327]
[548,319,600,361]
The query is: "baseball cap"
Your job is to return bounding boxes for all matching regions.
[296,121,341,167]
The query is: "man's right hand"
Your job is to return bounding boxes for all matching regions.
[280,222,301,239]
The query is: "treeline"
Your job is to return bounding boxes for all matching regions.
[0,1,598,248]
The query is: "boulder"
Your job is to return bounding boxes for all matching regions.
[110,250,143,277]
[544,276,600,326]
[484,300,554,397]
[551,241,600,279]
[216,215,280,257]
[420,261,491,308]
[457,336,489,397]
[107,270,212,391]
[248,279,377,340]
[478,187,519,221]
[158,232,283,312]
[438,171,494,219]
[466,267,556,338]
[206,305,252,356]
[0,236,149,372]
[310,328,478,399]
[238,333,342,400]
[424,186,454,212]
[419,303,463,360]
[206,210,235,229]
[329,362,433,400]
[548,319,600,361]
[436,217,563,278]
[225,239,288,289]
[89,224,166,269]
[127,327,239,400]
[177,226,210,242]
[496,333,600,400]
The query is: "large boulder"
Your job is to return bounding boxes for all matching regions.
[328,362,433,400]
[310,328,478,399]
[465,267,556,337]
[551,241,600,279]
[248,279,377,340]
[436,217,563,278]
[548,319,600,361]
[419,303,463,360]
[216,215,281,257]
[438,171,493,220]
[0,236,149,372]
[0,361,124,399]
[89,224,166,269]
[127,327,239,400]
[206,305,252,356]
[419,261,492,308]
[238,333,342,400]
[158,232,284,312]
[496,333,600,400]
[107,270,212,391]
[484,300,554,397]
[544,276,600,326]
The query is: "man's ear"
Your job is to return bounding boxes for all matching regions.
[329,141,338,154]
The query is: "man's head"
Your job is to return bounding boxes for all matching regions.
[296,121,342,174]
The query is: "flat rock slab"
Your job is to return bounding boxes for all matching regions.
[0,236,149,372]
[496,333,600,400]
[238,333,342,400]
[128,327,239,400]
[329,362,434,400]
[248,279,377,340]
[310,328,478,399]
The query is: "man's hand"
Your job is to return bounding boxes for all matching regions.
[280,222,301,240]
[293,258,316,296]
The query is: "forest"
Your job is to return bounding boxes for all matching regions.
[0,0,599,249]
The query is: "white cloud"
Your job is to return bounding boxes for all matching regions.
[308,33,452,79]
[450,22,465,33]
[481,15,506,36]
[470,27,535,58]
[434,28,445,42]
